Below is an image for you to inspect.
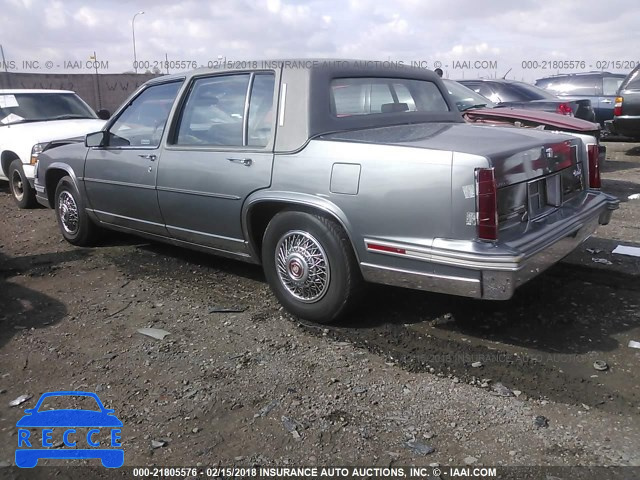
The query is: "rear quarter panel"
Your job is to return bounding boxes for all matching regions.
[271,139,453,272]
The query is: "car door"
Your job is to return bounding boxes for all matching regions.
[157,71,277,256]
[83,80,183,236]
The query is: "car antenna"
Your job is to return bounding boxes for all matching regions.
[501,68,512,80]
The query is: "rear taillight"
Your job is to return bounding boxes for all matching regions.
[613,96,623,117]
[475,168,498,241]
[588,144,601,189]
[556,103,573,116]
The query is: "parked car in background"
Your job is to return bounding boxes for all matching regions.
[0,89,108,208]
[458,79,596,122]
[35,61,618,323]
[444,79,606,165]
[611,64,640,140]
[535,72,625,128]
[444,79,601,136]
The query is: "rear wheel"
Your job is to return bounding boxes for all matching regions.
[9,159,36,209]
[54,176,98,246]
[262,211,362,323]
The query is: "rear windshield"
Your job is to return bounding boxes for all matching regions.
[498,82,557,102]
[443,79,496,110]
[330,77,449,116]
[620,66,640,91]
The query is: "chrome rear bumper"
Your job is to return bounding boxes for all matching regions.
[361,192,619,300]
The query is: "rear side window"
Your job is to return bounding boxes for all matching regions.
[175,74,250,147]
[602,77,623,96]
[247,74,276,147]
[330,77,449,116]
[174,72,276,147]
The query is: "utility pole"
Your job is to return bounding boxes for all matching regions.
[90,51,102,109]
[132,11,145,73]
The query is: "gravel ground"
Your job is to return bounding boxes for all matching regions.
[0,141,639,473]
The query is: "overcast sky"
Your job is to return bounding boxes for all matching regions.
[1,0,639,81]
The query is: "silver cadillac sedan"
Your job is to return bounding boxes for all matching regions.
[34,60,619,323]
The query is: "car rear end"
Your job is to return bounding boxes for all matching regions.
[470,132,617,298]
[339,123,618,301]
[612,65,640,139]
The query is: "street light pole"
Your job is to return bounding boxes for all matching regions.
[132,11,145,73]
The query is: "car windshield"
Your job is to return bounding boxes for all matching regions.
[500,82,558,101]
[443,79,496,111]
[0,92,97,125]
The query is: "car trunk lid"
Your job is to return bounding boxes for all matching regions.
[322,122,588,238]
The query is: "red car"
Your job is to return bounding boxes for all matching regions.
[444,79,604,164]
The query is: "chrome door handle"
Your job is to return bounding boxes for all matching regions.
[139,154,157,161]
[227,157,253,166]
[601,99,612,104]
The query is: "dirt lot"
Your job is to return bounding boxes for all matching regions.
[0,141,639,473]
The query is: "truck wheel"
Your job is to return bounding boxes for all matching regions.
[9,159,36,209]
[262,211,362,324]
[54,176,98,246]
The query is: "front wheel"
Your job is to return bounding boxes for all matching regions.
[54,176,98,246]
[9,159,36,209]
[262,211,362,324]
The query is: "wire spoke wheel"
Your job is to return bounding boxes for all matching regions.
[58,191,79,235]
[275,230,330,303]
[10,169,24,202]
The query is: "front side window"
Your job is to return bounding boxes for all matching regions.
[108,81,182,148]
[331,77,449,116]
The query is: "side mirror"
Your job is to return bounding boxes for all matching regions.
[85,131,106,148]
[97,109,111,120]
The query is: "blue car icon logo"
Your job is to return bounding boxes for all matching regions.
[15,391,123,468]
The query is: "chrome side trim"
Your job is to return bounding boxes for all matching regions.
[84,177,155,190]
[89,209,166,228]
[361,262,481,298]
[96,221,255,263]
[165,224,245,243]
[156,186,240,200]
[278,83,287,127]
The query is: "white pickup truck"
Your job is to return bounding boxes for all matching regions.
[0,89,107,208]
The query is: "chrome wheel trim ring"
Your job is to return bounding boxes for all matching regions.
[275,230,330,303]
[58,191,79,235]
[11,169,24,201]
